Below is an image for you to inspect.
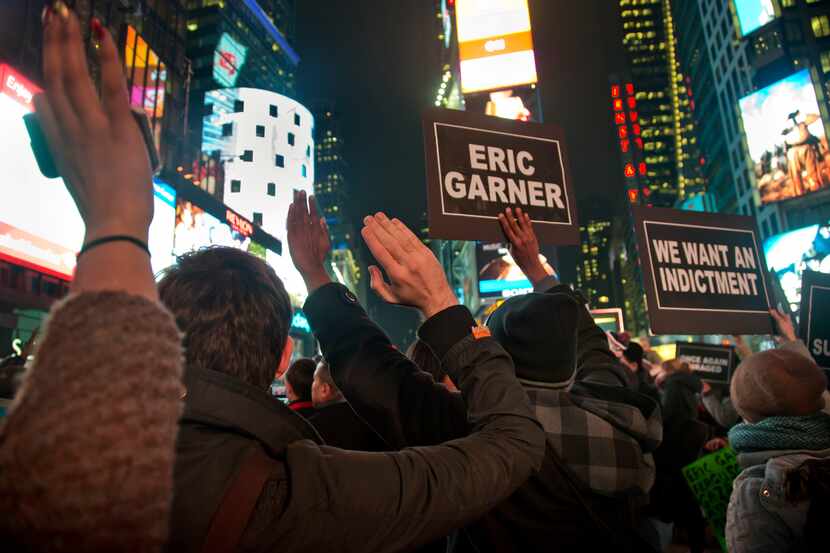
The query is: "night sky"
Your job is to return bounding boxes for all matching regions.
[295,0,627,340]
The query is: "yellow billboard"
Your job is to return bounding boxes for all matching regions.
[455,0,538,94]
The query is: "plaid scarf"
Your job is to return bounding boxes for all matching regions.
[729,413,830,454]
[527,385,662,497]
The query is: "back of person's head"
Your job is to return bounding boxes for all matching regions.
[158,247,292,390]
[730,349,826,423]
[284,358,315,402]
[312,360,343,406]
[486,291,579,389]
[662,358,691,375]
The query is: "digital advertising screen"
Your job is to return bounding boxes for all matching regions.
[455,0,538,94]
[0,64,83,280]
[733,0,777,37]
[477,242,557,300]
[739,69,830,204]
[124,25,166,151]
[213,33,248,88]
[150,179,177,276]
[763,220,830,312]
[173,198,253,257]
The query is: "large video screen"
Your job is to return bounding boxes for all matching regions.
[150,180,176,276]
[0,64,83,279]
[213,33,248,88]
[173,198,254,257]
[739,69,830,204]
[733,0,777,37]
[455,0,538,94]
[477,242,556,300]
[763,220,830,312]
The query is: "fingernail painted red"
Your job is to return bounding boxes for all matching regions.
[91,17,104,40]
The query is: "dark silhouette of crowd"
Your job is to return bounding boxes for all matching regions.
[1,6,830,552]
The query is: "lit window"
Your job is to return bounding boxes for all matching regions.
[256,125,265,137]
[231,179,241,193]
[267,182,276,196]
[812,16,830,38]
[821,51,830,73]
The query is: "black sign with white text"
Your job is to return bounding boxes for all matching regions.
[633,207,772,335]
[798,270,830,369]
[676,343,735,384]
[423,108,579,244]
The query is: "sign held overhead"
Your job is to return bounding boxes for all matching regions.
[632,207,773,335]
[422,108,579,244]
[798,270,830,369]
[675,342,735,385]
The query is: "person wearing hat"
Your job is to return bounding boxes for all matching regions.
[618,341,661,404]
[726,313,830,553]
[312,208,663,552]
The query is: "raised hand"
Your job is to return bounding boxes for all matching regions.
[37,7,153,243]
[287,190,332,292]
[770,308,797,342]
[497,207,550,286]
[361,213,457,318]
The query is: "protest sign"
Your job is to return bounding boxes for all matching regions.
[676,342,735,384]
[683,447,741,553]
[632,206,773,335]
[798,270,830,369]
[422,108,578,244]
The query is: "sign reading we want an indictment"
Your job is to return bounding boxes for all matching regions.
[633,207,773,335]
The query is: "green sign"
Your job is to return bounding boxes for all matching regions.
[682,447,742,552]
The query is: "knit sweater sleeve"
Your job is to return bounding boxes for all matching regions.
[0,292,184,553]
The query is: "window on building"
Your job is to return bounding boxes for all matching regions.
[294,113,301,126]
[234,100,245,112]
[253,212,263,226]
[275,154,285,167]
[267,182,276,196]
[302,165,307,178]
[822,51,830,73]
[781,0,795,6]
[807,0,821,4]
[269,104,278,117]
[241,150,253,162]
[231,179,241,193]
[812,16,830,38]
[288,132,295,146]
[256,125,265,137]
[222,123,233,137]
[306,145,311,157]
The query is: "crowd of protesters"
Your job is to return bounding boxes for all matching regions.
[1,5,829,552]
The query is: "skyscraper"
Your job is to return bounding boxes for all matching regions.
[185,0,298,166]
[311,103,364,301]
[619,0,704,207]
[575,220,616,307]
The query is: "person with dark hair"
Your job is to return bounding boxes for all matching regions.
[163,190,545,551]
[314,207,662,552]
[619,341,660,404]
[726,312,830,553]
[406,339,458,392]
[284,358,315,417]
[306,361,386,451]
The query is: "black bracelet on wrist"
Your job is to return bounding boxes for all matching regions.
[77,235,150,259]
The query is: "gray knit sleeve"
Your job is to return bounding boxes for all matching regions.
[0,292,184,553]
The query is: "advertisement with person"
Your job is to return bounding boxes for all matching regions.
[763,220,830,312]
[477,241,557,300]
[739,69,830,204]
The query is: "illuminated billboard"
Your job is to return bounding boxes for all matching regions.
[739,69,830,204]
[0,64,83,279]
[149,180,177,276]
[202,88,314,304]
[213,33,248,87]
[733,0,777,37]
[455,0,538,94]
[477,242,556,300]
[124,26,166,150]
[763,220,830,312]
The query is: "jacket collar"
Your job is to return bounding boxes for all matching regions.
[181,366,322,453]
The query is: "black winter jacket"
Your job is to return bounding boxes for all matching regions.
[167,283,545,552]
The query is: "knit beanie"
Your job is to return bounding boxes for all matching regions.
[730,348,827,423]
[486,292,579,388]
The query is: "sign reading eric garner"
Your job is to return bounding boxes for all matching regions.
[422,107,579,244]
[632,207,773,335]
